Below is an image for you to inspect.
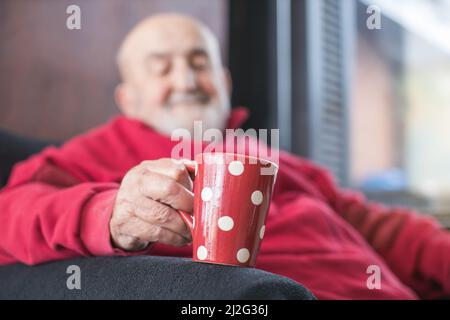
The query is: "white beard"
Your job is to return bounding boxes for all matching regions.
[152,101,230,140]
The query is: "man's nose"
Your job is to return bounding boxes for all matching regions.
[171,63,198,92]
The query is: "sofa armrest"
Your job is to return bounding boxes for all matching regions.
[0,256,315,300]
[0,128,56,188]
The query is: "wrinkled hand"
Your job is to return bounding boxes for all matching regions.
[110,158,194,251]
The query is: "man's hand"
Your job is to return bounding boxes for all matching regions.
[110,158,194,251]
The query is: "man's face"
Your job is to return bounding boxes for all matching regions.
[117,16,230,136]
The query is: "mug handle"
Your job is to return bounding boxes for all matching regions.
[177,161,197,234]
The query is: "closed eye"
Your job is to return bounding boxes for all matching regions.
[145,53,171,76]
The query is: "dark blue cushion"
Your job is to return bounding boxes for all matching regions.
[0,128,55,187]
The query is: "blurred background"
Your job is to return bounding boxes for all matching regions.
[1,0,450,225]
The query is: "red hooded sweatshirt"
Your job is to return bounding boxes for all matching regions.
[0,108,449,299]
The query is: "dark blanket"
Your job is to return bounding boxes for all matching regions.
[0,256,315,300]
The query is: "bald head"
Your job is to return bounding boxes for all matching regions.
[117,14,222,82]
[114,13,230,137]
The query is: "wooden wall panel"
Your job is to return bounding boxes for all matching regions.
[0,0,228,140]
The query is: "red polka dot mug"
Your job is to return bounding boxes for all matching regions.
[179,152,278,267]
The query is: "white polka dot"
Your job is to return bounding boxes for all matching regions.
[251,190,264,205]
[201,187,213,201]
[197,246,208,260]
[218,216,234,231]
[237,248,250,263]
[259,225,266,240]
[228,161,244,176]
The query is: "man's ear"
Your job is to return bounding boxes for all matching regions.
[115,83,137,117]
[223,67,232,96]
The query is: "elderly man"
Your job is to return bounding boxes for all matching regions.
[0,14,449,300]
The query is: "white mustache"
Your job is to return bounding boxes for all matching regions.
[167,92,209,106]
